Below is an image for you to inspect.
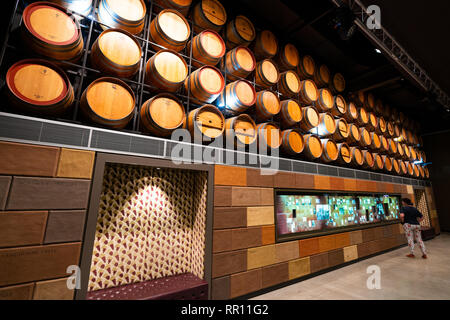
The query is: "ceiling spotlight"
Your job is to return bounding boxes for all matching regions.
[375,48,381,54]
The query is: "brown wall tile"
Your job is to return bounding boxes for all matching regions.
[213,230,233,253]
[344,179,357,191]
[0,211,48,248]
[343,245,358,262]
[385,183,394,193]
[373,226,384,240]
[247,206,274,226]
[288,257,310,280]
[214,165,247,186]
[247,245,276,270]
[44,210,85,244]
[33,277,74,300]
[230,269,262,298]
[232,227,262,250]
[362,228,377,243]
[357,242,371,258]
[261,225,275,245]
[350,230,363,245]
[330,177,345,191]
[367,181,378,192]
[275,241,299,263]
[6,177,91,210]
[213,207,247,229]
[318,235,336,252]
[261,262,289,288]
[335,232,350,248]
[214,186,232,207]
[212,250,247,278]
[383,224,394,238]
[396,234,407,245]
[0,176,12,210]
[0,243,81,286]
[310,252,329,273]
[314,176,330,190]
[56,148,95,179]
[246,169,274,187]
[260,188,274,206]
[211,276,230,300]
[0,283,34,300]
[0,142,60,177]
[299,237,320,257]
[328,248,344,267]
[232,187,273,206]
[295,173,315,189]
[274,172,296,188]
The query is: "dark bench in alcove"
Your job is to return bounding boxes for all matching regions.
[86,273,208,300]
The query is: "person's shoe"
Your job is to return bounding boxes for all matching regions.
[406,254,415,258]
[422,254,427,259]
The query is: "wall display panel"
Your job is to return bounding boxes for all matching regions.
[276,190,400,240]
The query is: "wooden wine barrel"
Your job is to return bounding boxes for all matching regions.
[394,124,401,138]
[391,108,399,122]
[344,101,358,123]
[191,0,227,33]
[279,70,301,97]
[98,0,146,35]
[298,79,319,105]
[359,127,372,148]
[80,77,135,129]
[356,107,369,127]
[424,166,430,179]
[184,104,225,140]
[251,30,278,61]
[186,29,225,67]
[380,135,389,154]
[420,150,427,163]
[184,65,224,105]
[90,28,141,78]
[373,153,384,171]
[300,106,320,132]
[402,143,411,160]
[388,138,398,155]
[409,146,417,161]
[365,92,375,111]
[276,43,299,71]
[331,95,347,118]
[374,99,384,115]
[222,46,256,81]
[216,80,256,114]
[303,134,323,160]
[350,146,364,167]
[346,124,361,145]
[317,112,336,137]
[225,15,256,49]
[313,88,333,112]
[254,90,281,121]
[5,59,74,116]
[392,158,401,175]
[369,132,381,150]
[336,143,352,165]
[397,142,404,159]
[145,49,188,92]
[399,160,407,175]
[149,9,190,52]
[350,91,365,108]
[48,0,93,17]
[376,116,387,136]
[281,129,305,155]
[153,0,192,16]
[313,64,330,88]
[21,2,84,62]
[225,114,257,148]
[382,155,393,172]
[320,139,339,163]
[277,99,302,129]
[333,118,349,141]
[406,161,414,176]
[367,112,378,131]
[296,55,315,80]
[386,121,395,137]
[413,163,420,178]
[255,59,280,88]
[330,73,345,94]
[362,150,375,169]
[418,165,425,179]
[383,104,392,120]
[140,93,185,137]
[256,122,282,150]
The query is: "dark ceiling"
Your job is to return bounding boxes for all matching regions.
[236,0,450,134]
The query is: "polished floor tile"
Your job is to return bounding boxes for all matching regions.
[251,233,450,300]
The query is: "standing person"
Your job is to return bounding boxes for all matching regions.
[400,198,427,259]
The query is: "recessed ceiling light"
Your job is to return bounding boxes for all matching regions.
[375,48,381,54]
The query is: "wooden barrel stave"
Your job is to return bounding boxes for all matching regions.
[224,15,256,49]
[256,122,282,150]
[145,49,188,92]
[275,43,299,71]
[215,80,256,115]
[276,99,303,129]
[320,138,339,163]
[251,30,278,61]
[184,65,224,105]
[152,0,192,16]
[281,129,305,155]
[222,46,256,81]
[186,29,225,67]
[191,0,227,33]
[254,59,279,88]
[254,90,281,122]
[184,104,225,140]
[303,134,323,160]
[97,0,146,35]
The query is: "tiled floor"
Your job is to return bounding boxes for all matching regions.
[251,233,450,300]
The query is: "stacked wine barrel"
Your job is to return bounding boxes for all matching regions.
[3,0,429,178]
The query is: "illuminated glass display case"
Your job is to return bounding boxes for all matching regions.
[275,190,400,240]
